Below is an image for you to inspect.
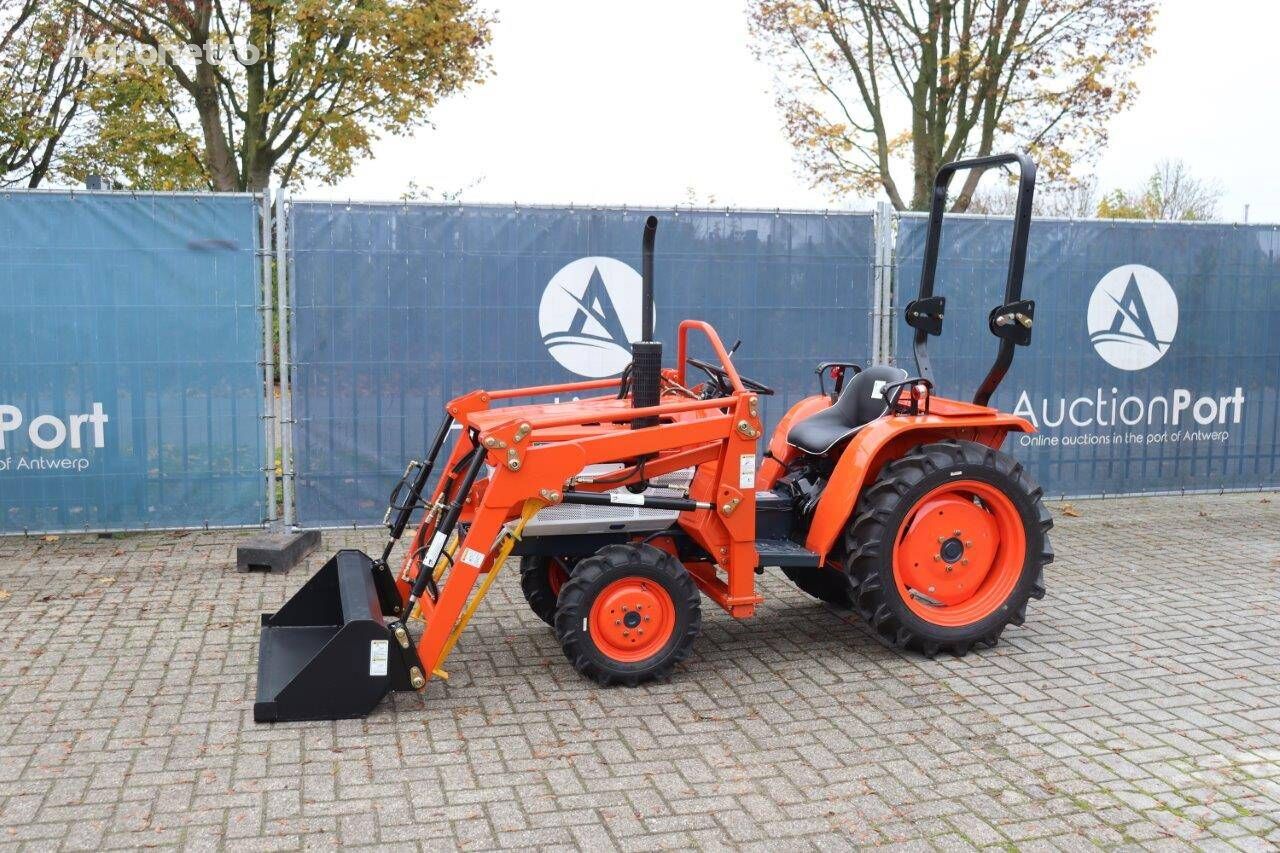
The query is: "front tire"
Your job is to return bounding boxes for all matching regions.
[554,543,701,686]
[845,439,1052,657]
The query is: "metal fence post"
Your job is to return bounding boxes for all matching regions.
[873,201,896,364]
[275,188,296,526]
[259,191,278,522]
[869,210,882,365]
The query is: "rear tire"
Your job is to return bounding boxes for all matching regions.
[845,439,1052,657]
[780,565,854,608]
[554,543,701,686]
[519,555,573,626]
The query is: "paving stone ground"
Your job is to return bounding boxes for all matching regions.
[0,492,1277,851]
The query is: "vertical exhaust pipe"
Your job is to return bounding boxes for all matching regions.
[641,216,656,342]
[631,216,661,428]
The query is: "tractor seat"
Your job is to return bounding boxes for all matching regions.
[787,365,908,455]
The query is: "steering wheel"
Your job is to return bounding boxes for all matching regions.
[686,356,775,397]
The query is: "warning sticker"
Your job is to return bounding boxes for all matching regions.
[739,453,756,489]
[460,547,486,567]
[609,491,644,506]
[369,640,389,676]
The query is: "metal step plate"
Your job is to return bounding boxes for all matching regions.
[755,538,821,568]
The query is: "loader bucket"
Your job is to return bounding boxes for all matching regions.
[254,549,417,722]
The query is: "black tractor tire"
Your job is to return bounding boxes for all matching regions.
[845,439,1052,657]
[554,543,701,686]
[518,555,574,626]
[780,565,854,608]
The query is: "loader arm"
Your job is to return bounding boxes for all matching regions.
[393,321,765,688]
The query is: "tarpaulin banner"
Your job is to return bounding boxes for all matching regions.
[288,204,876,526]
[893,214,1280,496]
[0,192,265,533]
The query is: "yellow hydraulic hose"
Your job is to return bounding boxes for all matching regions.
[430,499,541,680]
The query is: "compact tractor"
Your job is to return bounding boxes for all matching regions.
[255,154,1053,722]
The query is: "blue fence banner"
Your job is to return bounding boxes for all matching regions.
[0,191,265,533]
[893,214,1280,497]
[289,203,877,526]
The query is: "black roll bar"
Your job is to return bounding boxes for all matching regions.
[906,152,1037,406]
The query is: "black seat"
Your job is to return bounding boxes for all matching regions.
[787,365,908,455]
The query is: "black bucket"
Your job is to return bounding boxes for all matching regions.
[254,549,418,722]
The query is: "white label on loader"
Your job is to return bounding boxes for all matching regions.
[609,491,644,506]
[423,531,447,566]
[739,454,756,489]
[369,640,389,677]
[460,547,486,568]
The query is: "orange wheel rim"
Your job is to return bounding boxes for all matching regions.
[892,479,1025,627]
[588,577,676,662]
[547,559,569,597]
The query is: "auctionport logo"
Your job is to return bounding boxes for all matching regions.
[1014,263,1245,446]
[1086,264,1178,371]
[539,257,647,378]
[0,403,108,473]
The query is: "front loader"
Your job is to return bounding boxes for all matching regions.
[255,153,1053,722]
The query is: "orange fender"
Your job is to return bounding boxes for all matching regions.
[803,404,1035,563]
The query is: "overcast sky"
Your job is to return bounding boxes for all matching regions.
[327,0,1280,222]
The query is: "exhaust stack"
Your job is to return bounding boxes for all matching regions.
[631,216,661,427]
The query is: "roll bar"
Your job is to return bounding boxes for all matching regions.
[907,152,1037,406]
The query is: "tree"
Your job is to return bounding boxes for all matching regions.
[1096,159,1222,221]
[74,0,492,191]
[748,0,1157,211]
[58,62,209,189]
[0,0,94,187]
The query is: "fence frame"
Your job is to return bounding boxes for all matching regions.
[7,188,1271,536]
[275,189,297,527]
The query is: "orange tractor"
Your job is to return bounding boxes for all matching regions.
[255,154,1053,722]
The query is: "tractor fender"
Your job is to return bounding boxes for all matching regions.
[803,413,1035,563]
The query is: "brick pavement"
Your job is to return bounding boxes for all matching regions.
[0,492,1277,850]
